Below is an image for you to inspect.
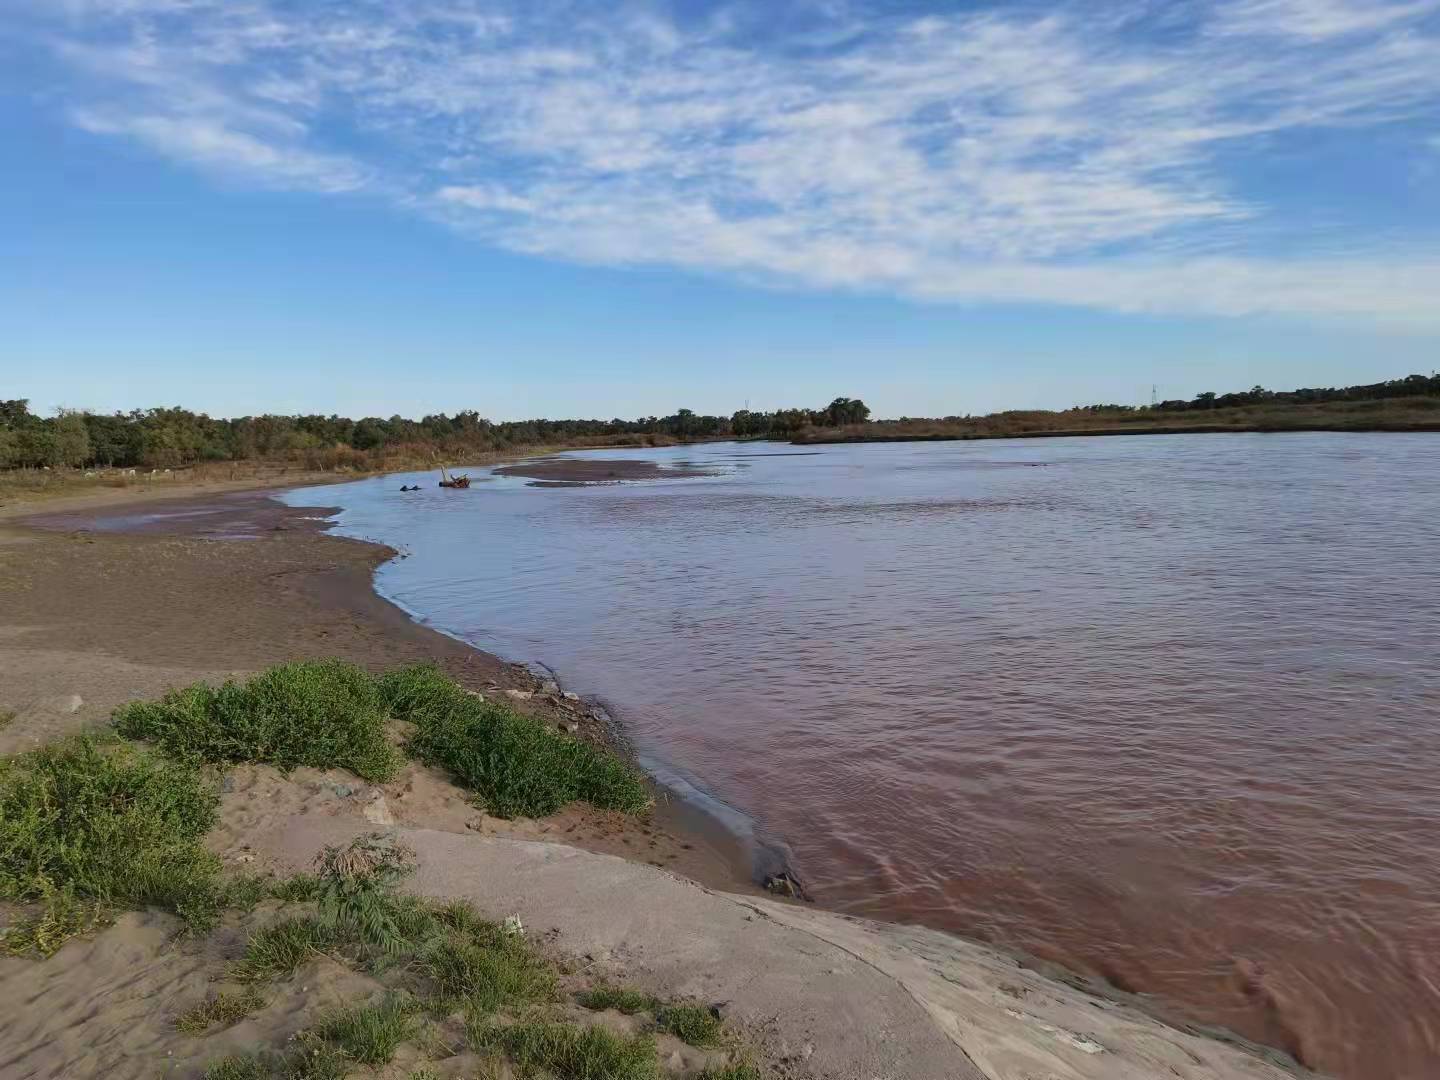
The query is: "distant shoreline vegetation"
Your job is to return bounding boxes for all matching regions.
[0,396,870,472]
[1,376,1436,473]
[794,374,1440,444]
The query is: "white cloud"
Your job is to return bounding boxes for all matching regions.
[1212,0,1435,38]
[71,110,366,192]
[16,0,1440,320]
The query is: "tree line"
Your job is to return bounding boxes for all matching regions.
[0,396,872,470]
[4,372,1434,470]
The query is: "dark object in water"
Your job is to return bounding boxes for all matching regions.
[763,871,811,901]
[400,484,420,491]
[437,466,471,489]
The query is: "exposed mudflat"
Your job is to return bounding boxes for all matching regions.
[493,457,719,485]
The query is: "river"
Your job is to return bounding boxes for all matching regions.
[287,432,1440,1079]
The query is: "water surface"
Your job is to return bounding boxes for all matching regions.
[289,434,1440,1079]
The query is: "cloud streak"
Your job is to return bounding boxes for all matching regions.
[13,0,1440,320]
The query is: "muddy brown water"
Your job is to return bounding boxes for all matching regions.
[288,433,1440,1079]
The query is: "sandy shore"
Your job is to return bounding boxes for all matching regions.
[0,483,749,892]
[0,475,1318,1079]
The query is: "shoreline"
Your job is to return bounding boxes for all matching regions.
[1,479,759,899]
[793,420,1440,444]
[0,470,1319,1079]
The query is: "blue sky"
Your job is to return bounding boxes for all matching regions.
[3,0,1438,420]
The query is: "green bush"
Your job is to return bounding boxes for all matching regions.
[380,665,650,818]
[0,736,223,936]
[115,660,401,782]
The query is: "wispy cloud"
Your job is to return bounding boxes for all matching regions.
[13,0,1440,320]
[1212,0,1434,38]
[71,110,366,192]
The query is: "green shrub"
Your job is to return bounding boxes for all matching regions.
[0,736,222,936]
[114,660,400,782]
[0,883,110,956]
[308,833,419,954]
[381,665,650,818]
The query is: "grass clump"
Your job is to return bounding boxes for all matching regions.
[114,660,400,782]
[699,1066,764,1080]
[176,987,268,1034]
[0,735,222,942]
[381,665,651,818]
[280,1033,351,1080]
[578,986,723,1047]
[314,995,420,1065]
[230,916,341,983]
[577,986,661,1015]
[203,1056,271,1080]
[420,918,555,1012]
[269,873,324,902]
[471,1020,659,1080]
[656,1003,724,1047]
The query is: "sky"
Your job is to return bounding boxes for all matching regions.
[2,0,1439,420]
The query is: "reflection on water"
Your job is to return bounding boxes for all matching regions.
[289,433,1440,1080]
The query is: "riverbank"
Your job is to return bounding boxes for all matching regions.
[792,397,1440,444]
[0,477,1317,1079]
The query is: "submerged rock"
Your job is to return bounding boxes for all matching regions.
[764,872,810,901]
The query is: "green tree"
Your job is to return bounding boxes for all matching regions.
[54,410,91,467]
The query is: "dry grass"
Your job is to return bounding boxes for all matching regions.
[175,989,268,1035]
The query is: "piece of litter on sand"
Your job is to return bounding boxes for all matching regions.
[503,914,524,937]
[1003,1008,1105,1054]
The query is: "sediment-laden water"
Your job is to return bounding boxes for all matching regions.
[289,433,1440,1079]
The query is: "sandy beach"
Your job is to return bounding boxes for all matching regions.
[0,475,1318,1080]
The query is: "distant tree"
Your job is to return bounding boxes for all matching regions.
[15,426,60,468]
[0,399,32,427]
[54,410,91,467]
